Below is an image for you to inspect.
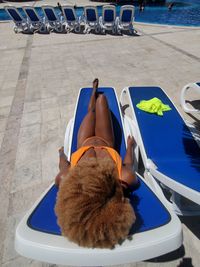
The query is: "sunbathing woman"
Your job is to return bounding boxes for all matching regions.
[55,78,138,248]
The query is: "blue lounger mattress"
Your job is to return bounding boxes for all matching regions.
[128,86,200,203]
[28,87,171,236]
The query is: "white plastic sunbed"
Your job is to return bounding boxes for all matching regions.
[15,87,182,265]
[120,86,200,216]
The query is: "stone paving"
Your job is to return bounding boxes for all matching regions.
[0,0,200,266]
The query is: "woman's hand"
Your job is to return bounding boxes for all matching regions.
[127,135,135,147]
[59,147,70,171]
[55,147,70,187]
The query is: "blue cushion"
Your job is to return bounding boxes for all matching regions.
[64,9,75,21]
[121,10,132,23]
[104,10,114,22]
[86,9,96,22]
[44,8,57,21]
[26,9,39,22]
[7,9,23,22]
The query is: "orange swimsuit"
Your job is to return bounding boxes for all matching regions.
[71,146,122,178]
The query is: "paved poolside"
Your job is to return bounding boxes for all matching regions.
[0,0,200,266]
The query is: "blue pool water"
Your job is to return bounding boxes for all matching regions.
[1,0,200,27]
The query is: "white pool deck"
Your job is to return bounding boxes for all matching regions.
[0,0,200,266]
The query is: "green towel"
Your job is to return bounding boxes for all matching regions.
[136,97,171,116]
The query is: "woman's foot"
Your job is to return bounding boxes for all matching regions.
[88,78,99,111]
[93,78,99,90]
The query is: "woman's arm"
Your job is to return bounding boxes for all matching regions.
[55,147,71,187]
[123,136,135,167]
[121,136,138,188]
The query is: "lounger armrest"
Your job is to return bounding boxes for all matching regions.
[180,83,200,113]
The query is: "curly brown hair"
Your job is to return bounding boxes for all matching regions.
[55,158,136,248]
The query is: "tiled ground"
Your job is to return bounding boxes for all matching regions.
[0,0,200,266]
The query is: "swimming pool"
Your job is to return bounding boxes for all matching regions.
[1,0,200,27]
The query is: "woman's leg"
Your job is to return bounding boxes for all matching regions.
[95,94,115,147]
[77,79,98,148]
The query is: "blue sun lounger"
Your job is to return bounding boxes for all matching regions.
[120,86,200,216]
[83,6,100,34]
[61,5,82,33]
[22,6,46,33]
[116,5,135,35]
[99,5,117,34]
[15,87,182,265]
[42,5,64,33]
[4,6,30,33]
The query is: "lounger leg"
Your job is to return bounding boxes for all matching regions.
[13,26,19,33]
[46,23,53,33]
[40,25,47,33]
[101,27,105,34]
[83,24,90,34]
[75,24,80,33]
[129,24,134,34]
[112,27,116,34]
[95,24,101,34]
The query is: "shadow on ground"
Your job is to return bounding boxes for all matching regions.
[146,247,195,266]
[186,100,200,112]
[180,215,200,240]
[146,245,185,262]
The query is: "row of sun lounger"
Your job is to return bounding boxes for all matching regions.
[15,83,200,265]
[5,5,135,35]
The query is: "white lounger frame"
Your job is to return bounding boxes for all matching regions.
[120,87,200,216]
[180,82,200,114]
[15,88,182,265]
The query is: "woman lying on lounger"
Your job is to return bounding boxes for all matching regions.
[55,78,138,249]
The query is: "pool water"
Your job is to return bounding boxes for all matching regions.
[1,0,200,27]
